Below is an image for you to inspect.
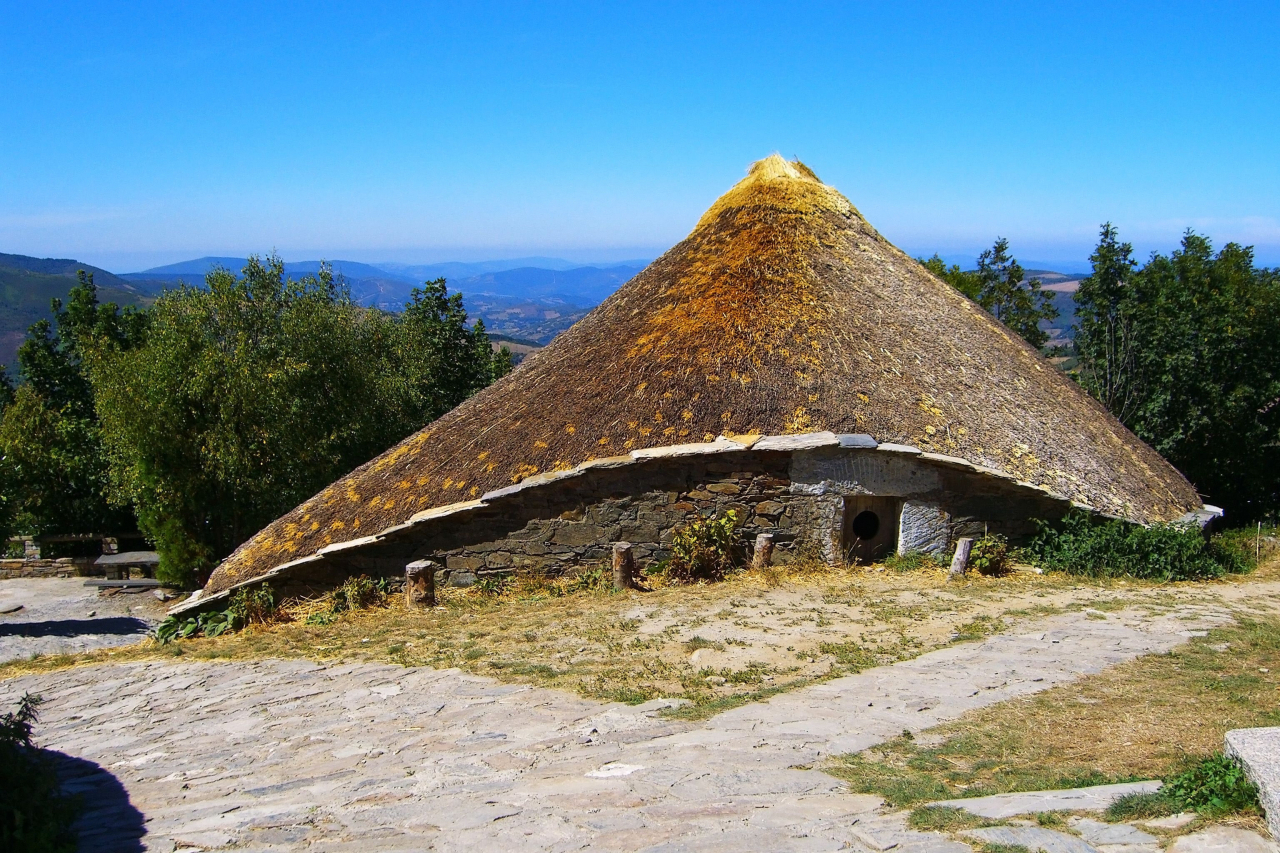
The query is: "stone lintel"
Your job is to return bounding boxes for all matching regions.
[316,535,383,556]
[754,432,839,452]
[631,436,753,460]
[876,443,922,455]
[408,499,488,524]
[918,451,973,470]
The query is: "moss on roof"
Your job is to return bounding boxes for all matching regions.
[205,155,1201,594]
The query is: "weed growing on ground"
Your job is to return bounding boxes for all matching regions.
[884,552,945,573]
[0,694,80,853]
[907,805,996,831]
[1107,753,1262,820]
[969,534,1011,576]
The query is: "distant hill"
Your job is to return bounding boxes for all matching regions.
[125,256,650,344]
[0,253,151,369]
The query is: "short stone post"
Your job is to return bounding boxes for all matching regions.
[23,538,40,560]
[949,537,973,580]
[405,560,436,608]
[612,542,637,591]
[752,533,775,570]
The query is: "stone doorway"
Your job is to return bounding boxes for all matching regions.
[843,497,901,564]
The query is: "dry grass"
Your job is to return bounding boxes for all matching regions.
[7,558,1278,722]
[829,606,1280,824]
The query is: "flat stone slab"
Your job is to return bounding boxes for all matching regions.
[1069,816,1158,845]
[1226,726,1280,839]
[964,825,1098,853]
[1140,812,1197,830]
[1167,827,1280,853]
[929,781,1163,819]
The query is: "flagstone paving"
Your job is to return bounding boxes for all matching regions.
[4,598,1267,852]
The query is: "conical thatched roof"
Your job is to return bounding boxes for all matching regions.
[206,155,1200,594]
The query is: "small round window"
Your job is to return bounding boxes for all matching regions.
[851,510,880,540]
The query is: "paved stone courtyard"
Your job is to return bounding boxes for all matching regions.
[5,597,1269,852]
[0,577,164,661]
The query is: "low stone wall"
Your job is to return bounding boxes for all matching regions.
[0,558,98,580]
[184,435,1092,612]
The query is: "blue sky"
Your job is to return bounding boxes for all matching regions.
[2,1,1277,273]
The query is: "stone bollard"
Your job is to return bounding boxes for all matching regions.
[405,560,436,608]
[752,533,775,570]
[612,542,637,591]
[949,538,973,580]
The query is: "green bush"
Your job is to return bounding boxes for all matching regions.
[666,510,740,582]
[969,534,1010,575]
[883,551,944,572]
[0,694,80,853]
[152,582,280,643]
[1107,753,1260,820]
[1027,511,1249,581]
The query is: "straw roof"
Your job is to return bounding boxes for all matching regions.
[205,155,1201,594]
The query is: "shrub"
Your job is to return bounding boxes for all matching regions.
[968,534,1010,575]
[883,551,944,572]
[227,583,280,624]
[666,510,740,582]
[1027,511,1249,581]
[1106,753,1260,820]
[0,694,80,853]
[473,574,512,597]
[329,575,388,612]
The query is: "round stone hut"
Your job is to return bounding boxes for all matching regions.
[179,155,1213,611]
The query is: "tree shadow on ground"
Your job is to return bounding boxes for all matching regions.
[55,749,146,852]
[0,617,151,639]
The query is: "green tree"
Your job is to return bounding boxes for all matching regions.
[86,257,509,586]
[1073,224,1139,418]
[918,255,982,300]
[974,238,1059,349]
[1074,227,1280,520]
[920,241,1059,349]
[0,273,142,539]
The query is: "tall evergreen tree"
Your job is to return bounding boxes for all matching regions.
[974,238,1059,349]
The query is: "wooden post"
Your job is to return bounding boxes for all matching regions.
[405,560,436,608]
[612,542,636,591]
[753,533,775,570]
[949,537,973,580]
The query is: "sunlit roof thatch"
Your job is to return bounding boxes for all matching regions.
[206,155,1200,594]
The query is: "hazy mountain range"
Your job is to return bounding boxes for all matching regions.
[0,252,1086,369]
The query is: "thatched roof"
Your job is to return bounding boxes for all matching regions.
[205,155,1200,594]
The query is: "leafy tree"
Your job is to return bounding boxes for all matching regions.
[1073,224,1139,419]
[974,238,1059,349]
[85,256,509,586]
[1074,227,1280,520]
[920,240,1059,348]
[919,255,982,301]
[0,273,142,539]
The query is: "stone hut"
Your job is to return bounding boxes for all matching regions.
[178,155,1213,611]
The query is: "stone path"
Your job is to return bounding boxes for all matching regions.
[1,601,1249,852]
[0,577,164,662]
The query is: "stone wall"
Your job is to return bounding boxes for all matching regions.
[0,558,97,580]
[328,452,831,588]
[238,441,1079,604]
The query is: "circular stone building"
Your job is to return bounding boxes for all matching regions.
[181,156,1213,611]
